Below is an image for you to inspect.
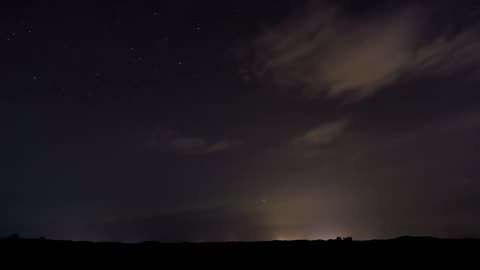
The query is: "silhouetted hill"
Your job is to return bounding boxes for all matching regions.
[2,236,478,261]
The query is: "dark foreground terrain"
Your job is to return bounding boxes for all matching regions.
[1,236,478,266]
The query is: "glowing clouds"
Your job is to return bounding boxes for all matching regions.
[251,1,480,101]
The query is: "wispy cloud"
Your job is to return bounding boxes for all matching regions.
[293,118,349,146]
[147,129,243,155]
[414,28,480,76]
[252,1,480,101]
[171,137,243,154]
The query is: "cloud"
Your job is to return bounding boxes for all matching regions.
[293,118,349,146]
[171,137,243,154]
[147,129,243,155]
[252,1,480,101]
[414,28,480,76]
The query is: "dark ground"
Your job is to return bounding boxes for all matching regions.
[1,236,478,266]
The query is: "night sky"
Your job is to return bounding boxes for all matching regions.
[2,0,480,242]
